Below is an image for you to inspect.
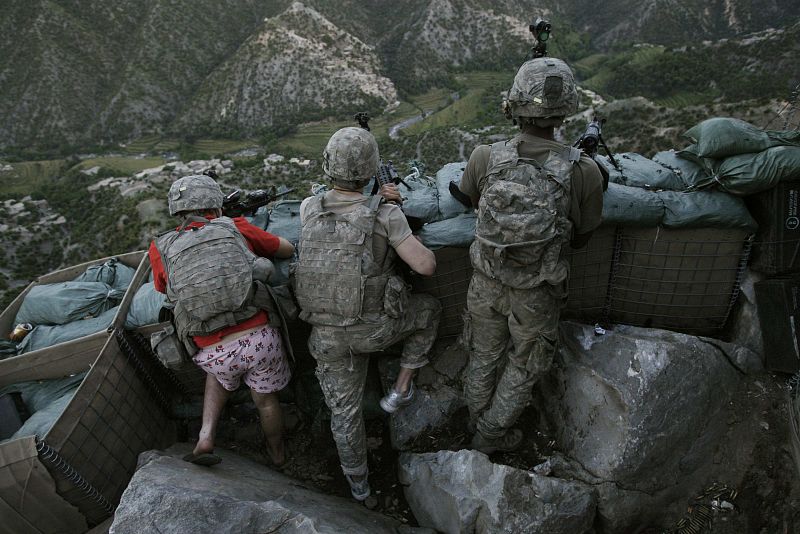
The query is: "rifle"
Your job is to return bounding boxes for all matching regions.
[353,112,412,194]
[354,112,423,230]
[574,117,618,191]
[201,169,293,218]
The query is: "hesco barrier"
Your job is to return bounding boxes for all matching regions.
[125,254,207,397]
[0,329,176,532]
[410,248,473,338]
[0,254,177,532]
[411,225,752,338]
[0,251,146,379]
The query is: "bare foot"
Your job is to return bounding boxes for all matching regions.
[266,440,286,466]
[193,437,215,457]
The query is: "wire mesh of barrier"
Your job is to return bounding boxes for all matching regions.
[39,333,175,526]
[410,248,473,339]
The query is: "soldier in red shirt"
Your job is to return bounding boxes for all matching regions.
[150,174,294,467]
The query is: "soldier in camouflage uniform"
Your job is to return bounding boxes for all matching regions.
[294,127,440,501]
[458,58,604,453]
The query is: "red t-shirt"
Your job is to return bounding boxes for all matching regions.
[149,216,282,348]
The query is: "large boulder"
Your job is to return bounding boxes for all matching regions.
[398,449,596,534]
[539,321,748,530]
[110,445,424,534]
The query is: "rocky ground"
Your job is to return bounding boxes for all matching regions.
[163,328,799,533]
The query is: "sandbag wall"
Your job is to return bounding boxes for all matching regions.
[0,252,145,369]
[0,254,176,531]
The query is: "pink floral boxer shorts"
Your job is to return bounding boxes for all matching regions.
[193,326,291,393]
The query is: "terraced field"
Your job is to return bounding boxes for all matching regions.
[0,160,66,196]
[76,156,167,174]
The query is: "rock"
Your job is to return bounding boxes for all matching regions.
[110,445,422,534]
[729,269,764,359]
[398,449,596,534]
[544,322,741,491]
[539,321,748,531]
[378,350,465,450]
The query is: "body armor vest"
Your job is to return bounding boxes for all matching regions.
[154,217,262,350]
[470,138,579,289]
[294,195,396,327]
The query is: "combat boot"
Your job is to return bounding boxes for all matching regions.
[345,474,371,501]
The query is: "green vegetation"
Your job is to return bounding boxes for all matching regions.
[0,160,68,197]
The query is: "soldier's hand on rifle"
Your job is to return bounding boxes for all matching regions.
[379,183,403,205]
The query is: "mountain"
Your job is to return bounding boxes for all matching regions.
[555,0,800,48]
[0,0,276,150]
[1,0,799,152]
[177,2,397,137]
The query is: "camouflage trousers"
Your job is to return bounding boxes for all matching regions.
[464,271,565,440]
[308,294,441,475]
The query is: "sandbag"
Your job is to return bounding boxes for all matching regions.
[17,307,118,354]
[601,183,665,226]
[125,282,166,329]
[265,200,303,286]
[436,162,473,221]
[0,373,86,442]
[600,152,686,191]
[267,200,303,244]
[683,117,800,159]
[418,213,477,249]
[709,146,800,196]
[660,191,757,231]
[396,174,439,223]
[15,281,125,326]
[73,257,136,291]
[652,150,711,189]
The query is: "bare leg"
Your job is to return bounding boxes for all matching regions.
[393,366,415,394]
[251,390,285,465]
[194,373,231,456]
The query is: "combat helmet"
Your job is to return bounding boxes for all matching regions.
[167,174,224,216]
[323,127,380,185]
[504,57,578,120]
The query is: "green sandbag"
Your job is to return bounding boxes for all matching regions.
[600,153,687,191]
[660,191,757,231]
[418,213,477,249]
[601,183,665,226]
[436,162,473,221]
[15,281,125,326]
[652,150,712,189]
[0,373,85,413]
[684,117,800,159]
[266,200,302,244]
[265,200,303,286]
[125,282,165,329]
[710,146,800,196]
[397,173,440,223]
[73,257,136,291]
[0,373,86,442]
[17,307,118,354]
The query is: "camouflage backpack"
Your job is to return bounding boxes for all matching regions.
[293,194,396,327]
[154,216,269,352]
[470,138,579,289]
